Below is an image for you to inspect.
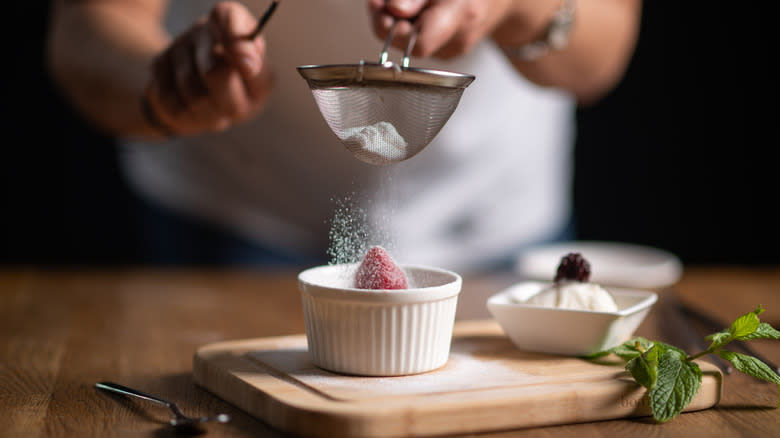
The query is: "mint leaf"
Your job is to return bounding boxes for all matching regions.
[648,350,702,423]
[704,330,731,349]
[737,323,780,341]
[582,337,654,360]
[586,306,779,422]
[718,350,780,383]
[729,306,763,339]
[653,341,687,358]
[581,350,611,359]
[626,343,660,389]
[718,350,780,406]
[612,337,654,361]
[704,306,776,348]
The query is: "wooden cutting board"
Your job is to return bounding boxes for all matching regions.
[193,319,721,438]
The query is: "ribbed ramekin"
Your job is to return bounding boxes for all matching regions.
[298,264,462,376]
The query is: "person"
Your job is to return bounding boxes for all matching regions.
[46,0,641,272]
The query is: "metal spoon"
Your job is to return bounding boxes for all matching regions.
[95,381,231,428]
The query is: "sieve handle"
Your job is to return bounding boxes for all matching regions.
[379,18,418,68]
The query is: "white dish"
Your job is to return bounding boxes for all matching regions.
[298,264,462,376]
[486,281,657,356]
[515,240,683,289]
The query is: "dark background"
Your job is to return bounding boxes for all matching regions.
[4,2,778,267]
[573,2,778,264]
[4,2,141,266]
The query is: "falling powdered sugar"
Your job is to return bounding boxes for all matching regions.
[326,195,399,283]
[326,196,371,266]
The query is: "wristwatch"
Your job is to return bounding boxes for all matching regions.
[501,0,576,61]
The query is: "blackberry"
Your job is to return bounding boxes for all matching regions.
[554,252,591,282]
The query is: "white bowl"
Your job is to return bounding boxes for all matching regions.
[298,264,462,376]
[486,282,657,356]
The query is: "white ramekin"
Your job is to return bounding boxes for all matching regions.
[298,264,462,376]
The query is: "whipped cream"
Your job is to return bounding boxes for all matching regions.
[524,281,619,312]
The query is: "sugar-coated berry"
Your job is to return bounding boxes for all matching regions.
[554,252,591,282]
[355,246,408,290]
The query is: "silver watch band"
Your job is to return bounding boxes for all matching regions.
[501,0,577,61]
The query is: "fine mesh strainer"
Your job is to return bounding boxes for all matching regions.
[297,20,475,165]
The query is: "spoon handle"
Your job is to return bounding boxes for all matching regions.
[96,381,172,409]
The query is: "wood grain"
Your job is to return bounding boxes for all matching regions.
[0,267,778,437]
[193,320,721,438]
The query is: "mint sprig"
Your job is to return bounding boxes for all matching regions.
[585,305,780,422]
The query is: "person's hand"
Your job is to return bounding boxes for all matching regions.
[143,1,272,136]
[369,0,565,60]
[369,0,518,60]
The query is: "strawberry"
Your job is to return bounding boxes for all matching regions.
[354,246,408,290]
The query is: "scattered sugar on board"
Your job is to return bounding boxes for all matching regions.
[293,352,532,396]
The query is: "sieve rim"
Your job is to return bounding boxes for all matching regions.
[297,62,475,89]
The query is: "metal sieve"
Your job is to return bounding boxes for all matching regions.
[297,20,475,165]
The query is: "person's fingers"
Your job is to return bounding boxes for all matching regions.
[208,2,271,120]
[192,21,235,126]
[144,2,270,136]
[211,65,255,123]
[384,0,427,18]
[369,0,422,45]
[199,12,240,117]
[199,63,245,128]
[170,33,207,109]
[210,2,263,78]
[169,30,236,131]
[184,48,227,132]
[240,38,272,101]
[370,13,419,56]
[151,51,185,119]
[148,59,237,136]
[144,79,180,134]
[148,39,225,134]
[368,0,391,38]
[193,17,219,77]
[413,3,461,57]
[371,0,481,59]
[370,10,394,42]
[367,0,385,15]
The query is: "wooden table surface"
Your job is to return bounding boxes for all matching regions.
[2,266,779,437]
